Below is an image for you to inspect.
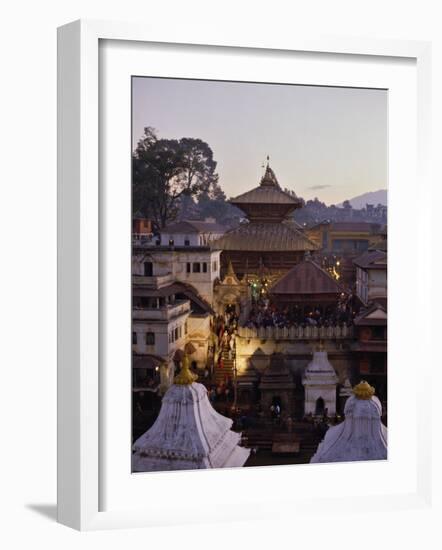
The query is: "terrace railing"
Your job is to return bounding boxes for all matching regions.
[237,324,353,340]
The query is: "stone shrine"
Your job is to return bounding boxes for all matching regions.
[132,354,250,471]
[302,347,338,417]
[310,381,388,463]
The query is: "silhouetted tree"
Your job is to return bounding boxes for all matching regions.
[133,127,218,230]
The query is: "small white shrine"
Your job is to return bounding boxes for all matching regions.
[132,354,250,472]
[310,381,388,463]
[302,347,338,417]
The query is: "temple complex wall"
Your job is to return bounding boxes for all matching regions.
[236,336,354,383]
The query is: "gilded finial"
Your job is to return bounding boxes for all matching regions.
[174,353,198,385]
[352,380,375,400]
[315,340,325,352]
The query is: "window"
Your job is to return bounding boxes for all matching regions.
[202,262,207,273]
[186,262,191,273]
[184,321,188,334]
[143,261,153,276]
[184,237,190,246]
[145,332,155,345]
[174,327,179,340]
[212,261,217,272]
[193,262,201,273]
[132,332,137,345]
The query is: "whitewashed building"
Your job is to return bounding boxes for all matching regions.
[353,250,387,305]
[132,274,192,390]
[159,218,226,247]
[133,246,221,305]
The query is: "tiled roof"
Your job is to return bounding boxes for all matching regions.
[211,221,318,252]
[353,250,387,269]
[162,220,226,234]
[270,258,344,295]
[231,185,301,206]
[354,302,387,326]
[230,164,301,207]
[132,281,213,314]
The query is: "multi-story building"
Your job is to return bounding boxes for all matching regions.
[132,221,223,402]
[132,274,192,392]
[353,250,387,306]
[352,302,387,407]
[306,221,381,254]
[133,245,221,305]
[159,218,225,247]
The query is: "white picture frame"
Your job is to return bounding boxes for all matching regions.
[57,19,433,531]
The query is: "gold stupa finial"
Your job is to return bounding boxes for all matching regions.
[315,340,325,352]
[174,353,198,385]
[352,380,375,400]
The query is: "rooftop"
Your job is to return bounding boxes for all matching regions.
[354,302,387,326]
[229,163,303,221]
[161,219,226,234]
[309,221,381,233]
[211,221,318,252]
[271,258,345,295]
[132,280,214,314]
[353,249,387,270]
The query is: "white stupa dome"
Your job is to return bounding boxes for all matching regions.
[132,356,250,472]
[310,381,388,463]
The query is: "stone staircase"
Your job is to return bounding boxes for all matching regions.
[213,345,235,385]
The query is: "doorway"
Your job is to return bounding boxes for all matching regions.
[315,397,325,415]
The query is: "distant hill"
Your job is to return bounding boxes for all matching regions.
[338,189,387,209]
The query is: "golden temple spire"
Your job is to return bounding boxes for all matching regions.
[174,353,198,385]
[227,258,235,276]
[352,380,375,400]
[260,157,279,187]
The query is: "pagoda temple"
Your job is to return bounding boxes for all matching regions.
[270,256,347,317]
[132,354,250,472]
[212,162,318,279]
[310,381,388,463]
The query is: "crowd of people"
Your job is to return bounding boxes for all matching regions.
[244,298,356,330]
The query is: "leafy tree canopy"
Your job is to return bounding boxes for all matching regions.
[133,127,219,230]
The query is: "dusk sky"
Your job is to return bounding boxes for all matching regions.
[132,77,387,206]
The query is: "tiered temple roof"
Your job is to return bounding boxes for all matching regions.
[212,163,318,253]
[213,222,318,252]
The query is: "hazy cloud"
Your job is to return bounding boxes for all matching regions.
[307,184,332,190]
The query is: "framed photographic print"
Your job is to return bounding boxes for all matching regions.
[57,19,432,530]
